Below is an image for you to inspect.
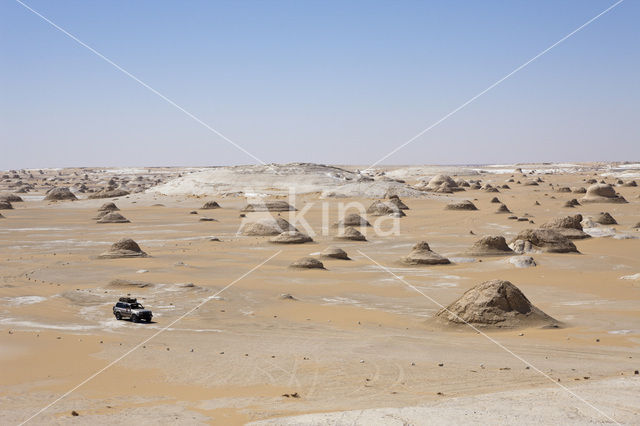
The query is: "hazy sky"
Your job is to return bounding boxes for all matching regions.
[1,0,638,169]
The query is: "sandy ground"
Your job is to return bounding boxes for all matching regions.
[1,164,639,425]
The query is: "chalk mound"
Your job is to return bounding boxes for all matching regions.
[595,212,617,225]
[402,241,450,265]
[509,256,537,268]
[270,231,313,244]
[572,187,587,193]
[239,217,297,236]
[621,180,637,187]
[45,187,77,201]
[88,188,129,199]
[434,279,558,328]
[99,238,148,259]
[482,184,499,193]
[495,203,511,214]
[279,293,297,300]
[201,201,221,209]
[94,202,120,219]
[490,197,501,203]
[388,195,409,210]
[510,229,578,253]
[421,174,463,193]
[541,214,590,239]
[366,200,406,217]
[290,257,325,269]
[97,212,130,223]
[563,199,581,208]
[320,246,350,260]
[581,184,627,203]
[333,213,371,228]
[466,236,513,256]
[0,193,23,202]
[99,202,119,212]
[0,201,12,210]
[445,200,477,211]
[149,163,423,198]
[335,226,367,241]
[0,213,4,218]
[242,200,296,212]
[108,279,154,288]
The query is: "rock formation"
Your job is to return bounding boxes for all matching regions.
[434,279,558,328]
[239,217,297,236]
[510,229,579,253]
[99,238,148,259]
[402,242,450,265]
[319,246,350,260]
[581,184,627,203]
[44,187,77,201]
[290,257,325,269]
[444,200,477,211]
[269,231,313,244]
[466,236,513,256]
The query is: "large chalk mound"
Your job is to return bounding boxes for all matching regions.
[465,236,513,256]
[149,163,425,198]
[510,229,579,253]
[45,187,77,201]
[99,238,148,259]
[239,217,297,236]
[541,214,590,239]
[434,279,558,328]
[581,184,627,203]
[402,242,450,265]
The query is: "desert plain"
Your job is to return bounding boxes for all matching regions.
[0,162,639,425]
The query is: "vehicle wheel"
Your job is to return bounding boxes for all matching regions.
[131,314,139,323]
[115,312,122,320]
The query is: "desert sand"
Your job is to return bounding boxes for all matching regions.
[1,162,639,425]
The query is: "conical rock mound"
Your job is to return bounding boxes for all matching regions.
[445,200,477,211]
[334,226,367,241]
[434,279,558,328]
[99,238,148,259]
[402,241,450,265]
[97,212,130,223]
[541,214,590,239]
[45,187,77,201]
[242,200,296,212]
[466,236,513,256]
[595,212,617,225]
[333,213,370,228]
[320,246,350,260]
[289,257,325,269]
[239,217,297,236]
[201,201,221,209]
[269,231,313,244]
[366,200,406,217]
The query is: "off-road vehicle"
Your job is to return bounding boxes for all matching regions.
[113,297,153,322]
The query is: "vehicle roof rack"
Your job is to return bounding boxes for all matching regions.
[119,297,137,303]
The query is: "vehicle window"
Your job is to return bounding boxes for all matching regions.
[130,303,144,309]
[116,303,123,308]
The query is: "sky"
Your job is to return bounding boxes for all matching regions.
[0,0,638,169]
